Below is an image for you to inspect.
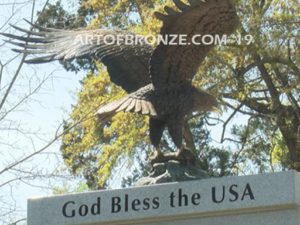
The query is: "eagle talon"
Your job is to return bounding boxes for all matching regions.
[150,148,197,166]
[150,148,166,165]
[175,148,197,166]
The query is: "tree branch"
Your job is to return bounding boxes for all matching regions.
[0,111,94,176]
[221,103,244,143]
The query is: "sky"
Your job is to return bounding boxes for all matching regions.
[0,1,86,224]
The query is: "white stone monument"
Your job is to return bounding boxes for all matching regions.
[28,171,300,225]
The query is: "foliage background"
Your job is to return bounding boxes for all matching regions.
[36,0,300,189]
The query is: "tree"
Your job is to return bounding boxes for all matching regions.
[209,0,300,171]
[49,0,299,188]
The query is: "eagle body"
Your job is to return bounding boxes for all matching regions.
[131,83,208,117]
[123,82,217,149]
[2,0,239,163]
[151,83,217,117]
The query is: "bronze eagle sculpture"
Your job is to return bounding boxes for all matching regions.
[2,0,239,164]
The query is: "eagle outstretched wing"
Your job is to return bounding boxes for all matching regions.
[150,0,239,89]
[3,0,238,92]
[2,21,152,93]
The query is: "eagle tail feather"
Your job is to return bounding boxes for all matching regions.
[97,96,157,122]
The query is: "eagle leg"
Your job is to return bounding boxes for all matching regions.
[150,118,197,166]
[149,118,167,164]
